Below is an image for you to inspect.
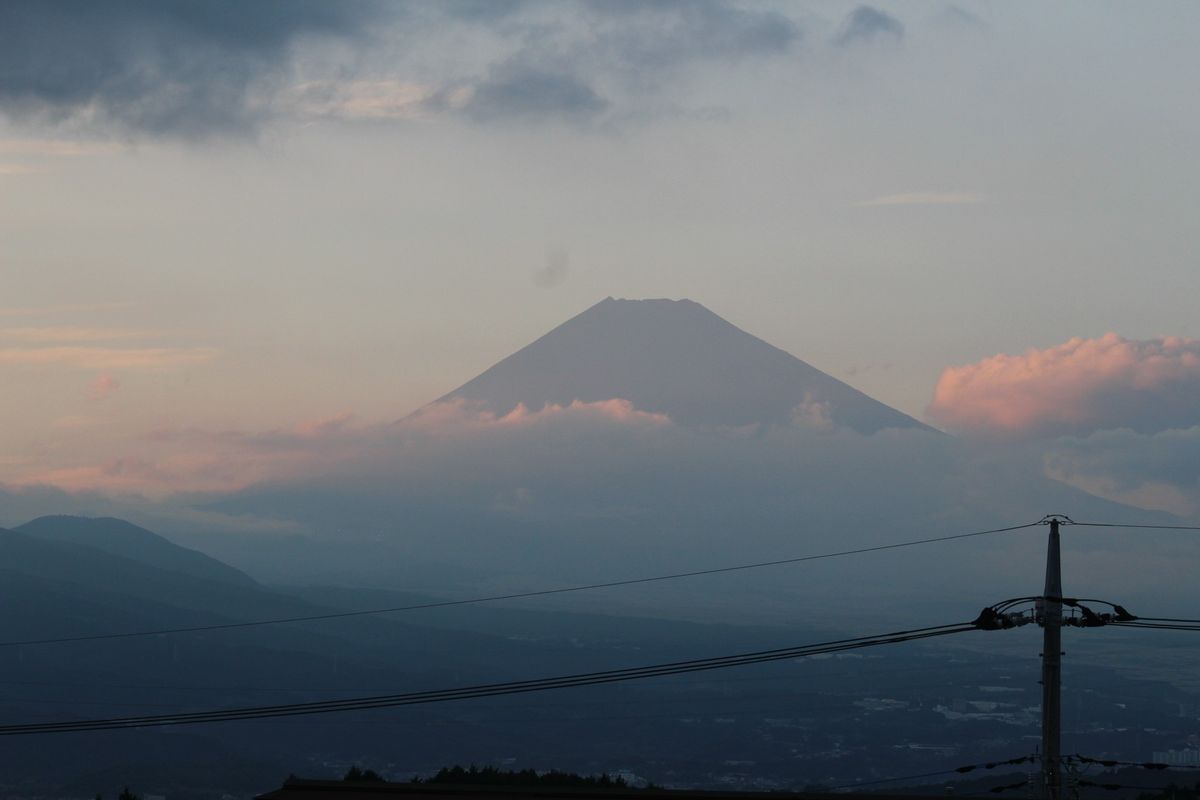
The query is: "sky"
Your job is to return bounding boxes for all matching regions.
[1,1,1199,525]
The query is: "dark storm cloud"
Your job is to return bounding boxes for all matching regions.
[0,0,383,137]
[834,5,905,46]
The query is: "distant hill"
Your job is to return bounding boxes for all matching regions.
[16,515,256,587]
[0,519,864,800]
[0,524,307,640]
[436,297,932,434]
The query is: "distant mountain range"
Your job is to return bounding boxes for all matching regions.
[438,297,932,433]
[0,515,846,799]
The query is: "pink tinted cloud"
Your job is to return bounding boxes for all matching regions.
[406,398,671,432]
[21,456,180,497]
[495,398,669,426]
[0,345,218,369]
[20,398,671,498]
[294,411,357,437]
[928,333,1200,438]
[88,373,120,400]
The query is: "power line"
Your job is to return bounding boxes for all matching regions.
[1111,622,1200,632]
[0,520,1040,649]
[1,654,1033,693]
[1069,755,1193,771]
[0,622,978,736]
[0,654,1037,698]
[1077,781,1196,792]
[0,624,974,734]
[829,756,1034,790]
[964,780,1030,796]
[1107,610,1200,631]
[1073,522,1200,532]
[830,769,970,790]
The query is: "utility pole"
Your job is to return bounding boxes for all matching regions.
[1040,517,1063,800]
[978,515,1131,799]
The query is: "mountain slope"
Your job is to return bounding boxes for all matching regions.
[16,515,256,587]
[0,521,862,799]
[438,297,931,433]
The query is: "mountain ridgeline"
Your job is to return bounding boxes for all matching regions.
[15,515,255,587]
[437,297,932,433]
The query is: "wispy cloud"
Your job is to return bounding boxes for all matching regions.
[0,346,218,370]
[285,80,442,121]
[87,373,120,400]
[0,302,132,318]
[856,191,985,207]
[52,415,100,429]
[1,327,157,343]
[0,163,37,175]
[17,398,670,498]
[0,139,121,157]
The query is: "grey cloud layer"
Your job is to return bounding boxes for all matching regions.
[0,0,809,135]
[10,395,1190,614]
[192,401,1184,614]
[0,0,383,136]
[580,0,799,69]
[0,2,939,134]
[834,5,904,46]
[453,0,801,123]
[464,62,611,122]
[1045,427,1200,516]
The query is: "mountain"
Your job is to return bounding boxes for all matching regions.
[437,297,932,434]
[205,296,1188,622]
[0,519,882,799]
[16,515,256,587]
[0,524,308,637]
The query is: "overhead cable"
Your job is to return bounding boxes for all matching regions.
[0,622,977,736]
[0,521,1040,649]
[830,755,1034,790]
[1072,522,1200,532]
[1068,755,1181,771]
[1077,781,1187,792]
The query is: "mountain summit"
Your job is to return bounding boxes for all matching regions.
[439,297,931,433]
